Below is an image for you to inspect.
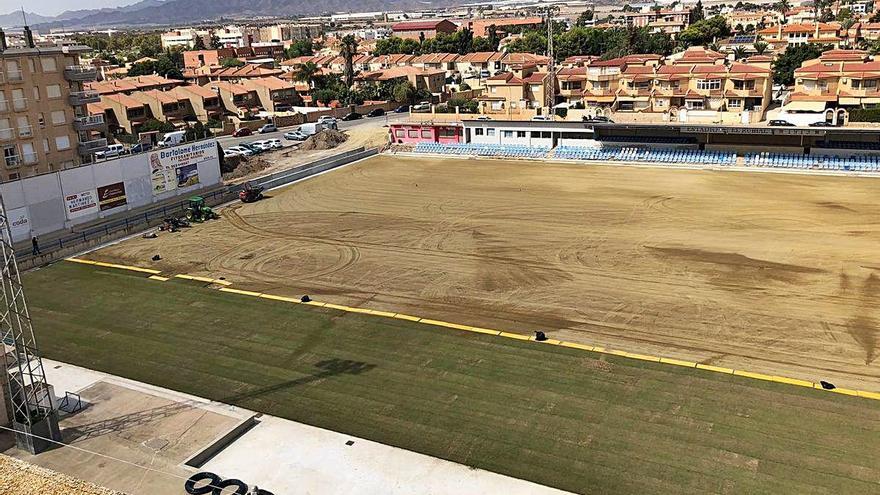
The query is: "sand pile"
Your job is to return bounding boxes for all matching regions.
[0,455,125,495]
[300,130,348,151]
[222,156,270,181]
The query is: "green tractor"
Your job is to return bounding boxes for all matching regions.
[185,196,218,222]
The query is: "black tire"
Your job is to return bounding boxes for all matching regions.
[212,478,248,495]
[185,472,219,495]
[256,490,274,495]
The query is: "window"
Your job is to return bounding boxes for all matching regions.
[486,128,495,136]
[27,59,35,73]
[395,129,404,137]
[502,130,514,138]
[517,131,526,138]
[3,145,18,167]
[491,101,503,110]
[55,135,71,150]
[685,99,705,110]
[0,118,10,140]
[732,80,755,91]
[408,130,418,138]
[530,84,542,93]
[531,131,551,139]
[42,138,49,152]
[46,85,62,99]
[696,79,721,90]
[5,60,21,81]
[474,128,484,136]
[866,79,878,89]
[655,98,666,107]
[20,143,36,164]
[40,57,57,72]
[16,116,30,137]
[32,86,39,101]
[11,89,25,111]
[728,99,742,108]
[490,87,498,94]
[51,110,66,125]
[421,129,431,138]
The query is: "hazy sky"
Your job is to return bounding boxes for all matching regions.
[2,0,137,17]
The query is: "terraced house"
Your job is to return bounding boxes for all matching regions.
[788,49,880,115]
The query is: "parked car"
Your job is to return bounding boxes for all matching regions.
[284,131,307,141]
[342,112,362,121]
[249,140,273,151]
[531,115,551,121]
[241,142,265,154]
[394,105,410,113]
[367,108,385,117]
[297,122,325,137]
[233,127,252,137]
[158,130,186,147]
[317,116,337,126]
[411,101,431,112]
[768,119,795,127]
[268,138,282,149]
[227,146,254,156]
[475,115,492,121]
[95,144,125,160]
[809,121,836,127]
[583,116,614,123]
[129,142,153,154]
[223,149,241,158]
[258,124,277,134]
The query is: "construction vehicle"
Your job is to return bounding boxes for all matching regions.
[185,196,218,222]
[239,182,265,203]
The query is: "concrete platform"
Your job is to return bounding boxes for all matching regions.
[3,359,570,494]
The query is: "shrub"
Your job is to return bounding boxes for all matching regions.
[848,108,880,122]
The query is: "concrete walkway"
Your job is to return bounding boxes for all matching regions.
[34,360,570,495]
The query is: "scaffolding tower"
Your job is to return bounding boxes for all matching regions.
[0,194,60,454]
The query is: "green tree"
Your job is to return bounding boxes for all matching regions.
[676,16,731,49]
[220,57,245,68]
[774,0,791,14]
[373,37,421,55]
[753,41,769,55]
[733,46,747,60]
[487,25,500,50]
[772,44,824,85]
[392,81,416,103]
[576,10,594,26]
[340,34,358,89]
[192,36,207,50]
[210,34,221,49]
[294,62,319,88]
[691,0,705,23]
[313,89,337,106]
[285,40,315,58]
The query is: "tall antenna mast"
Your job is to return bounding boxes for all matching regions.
[0,192,61,454]
[545,6,556,113]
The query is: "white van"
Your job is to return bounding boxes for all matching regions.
[158,130,186,147]
[95,144,125,160]
[298,122,325,137]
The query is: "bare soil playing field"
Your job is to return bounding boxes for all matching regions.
[91,156,880,390]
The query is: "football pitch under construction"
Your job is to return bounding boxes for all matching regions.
[25,153,880,494]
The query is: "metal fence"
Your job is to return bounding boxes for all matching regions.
[19,147,377,263]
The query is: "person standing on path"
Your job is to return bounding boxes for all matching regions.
[32,236,41,255]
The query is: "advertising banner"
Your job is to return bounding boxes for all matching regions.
[97,182,127,211]
[6,206,30,240]
[65,189,99,219]
[150,140,216,195]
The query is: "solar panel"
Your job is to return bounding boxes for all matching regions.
[731,34,757,44]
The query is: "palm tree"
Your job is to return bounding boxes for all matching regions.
[753,41,768,55]
[340,34,358,89]
[733,46,747,60]
[294,62,319,89]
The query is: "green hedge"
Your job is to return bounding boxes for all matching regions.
[848,108,880,122]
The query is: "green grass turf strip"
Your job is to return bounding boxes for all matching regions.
[24,262,880,494]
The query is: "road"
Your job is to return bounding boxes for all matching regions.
[218,112,410,148]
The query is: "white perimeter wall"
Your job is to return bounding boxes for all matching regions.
[0,139,221,242]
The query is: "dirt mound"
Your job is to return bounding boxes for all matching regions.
[300,129,348,151]
[222,156,270,181]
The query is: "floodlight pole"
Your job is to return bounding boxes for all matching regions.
[0,194,61,454]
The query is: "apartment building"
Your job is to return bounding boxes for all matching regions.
[460,17,543,37]
[171,85,224,123]
[625,8,691,35]
[726,10,782,30]
[161,28,206,50]
[94,93,149,134]
[238,76,301,112]
[130,89,193,125]
[757,22,843,48]
[790,49,880,111]
[391,20,458,41]
[480,65,548,112]
[0,36,104,181]
[204,81,260,118]
[86,75,183,95]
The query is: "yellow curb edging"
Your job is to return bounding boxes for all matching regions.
[65,257,880,402]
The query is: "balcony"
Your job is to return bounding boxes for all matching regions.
[64,65,98,82]
[69,91,101,106]
[78,138,108,156]
[73,114,106,131]
[4,155,20,168]
[18,125,32,138]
